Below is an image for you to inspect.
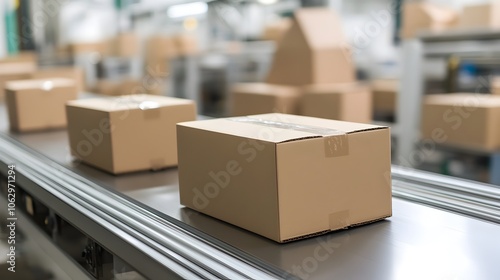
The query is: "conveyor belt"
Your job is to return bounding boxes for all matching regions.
[1,104,500,279]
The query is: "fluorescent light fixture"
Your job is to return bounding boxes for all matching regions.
[168,2,208,19]
[258,0,278,5]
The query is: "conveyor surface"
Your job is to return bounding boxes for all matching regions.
[1,104,500,279]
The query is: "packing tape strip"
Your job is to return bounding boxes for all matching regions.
[230,117,349,157]
[111,97,162,119]
[329,210,350,230]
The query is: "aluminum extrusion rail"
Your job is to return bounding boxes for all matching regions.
[392,165,500,223]
[0,134,295,280]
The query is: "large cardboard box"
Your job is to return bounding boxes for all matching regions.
[401,2,458,38]
[108,33,140,57]
[0,62,37,100]
[66,94,196,174]
[301,83,372,123]
[5,78,78,132]
[459,3,500,29]
[95,79,142,96]
[372,79,399,115]
[421,94,500,151]
[177,113,392,243]
[32,67,85,92]
[231,83,300,116]
[173,34,198,56]
[266,8,355,86]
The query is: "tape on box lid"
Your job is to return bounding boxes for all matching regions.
[111,97,162,119]
[230,116,349,157]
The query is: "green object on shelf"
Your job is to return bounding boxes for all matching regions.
[114,0,124,10]
[4,0,19,55]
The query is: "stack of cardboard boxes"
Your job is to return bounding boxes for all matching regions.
[231,8,372,124]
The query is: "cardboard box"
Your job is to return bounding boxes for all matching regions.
[459,3,500,29]
[145,35,178,75]
[109,33,140,57]
[401,2,458,38]
[492,77,500,95]
[421,94,500,151]
[95,79,142,96]
[66,94,196,174]
[262,18,292,42]
[0,62,37,100]
[177,113,392,243]
[301,83,372,123]
[231,83,300,116]
[372,79,399,115]
[5,78,78,132]
[0,51,37,64]
[173,34,198,56]
[32,67,85,92]
[266,8,355,86]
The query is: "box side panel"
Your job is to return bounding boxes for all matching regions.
[300,93,341,120]
[66,107,114,173]
[421,103,491,150]
[342,90,372,123]
[111,103,196,173]
[373,90,397,114]
[313,49,355,84]
[275,94,300,115]
[276,129,392,241]
[5,90,19,130]
[177,125,281,242]
[11,86,77,131]
[232,93,279,116]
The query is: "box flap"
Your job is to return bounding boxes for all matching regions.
[294,8,347,50]
[66,94,194,112]
[232,83,299,97]
[425,94,500,107]
[178,113,387,144]
[6,78,75,91]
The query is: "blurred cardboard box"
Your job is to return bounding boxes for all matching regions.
[0,62,37,100]
[146,35,178,60]
[421,94,500,151]
[459,3,500,29]
[0,51,37,64]
[266,8,355,86]
[108,33,139,57]
[177,113,392,243]
[492,77,500,95]
[401,2,458,38]
[301,83,372,123]
[231,83,300,116]
[262,18,292,42]
[66,94,196,174]
[173,34,198,56]
[95,79,142,96]
[372,79,399,115]
[32,67,85,93]
[70,41,109,55]
[5,78,77,132]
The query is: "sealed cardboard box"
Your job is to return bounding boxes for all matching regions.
[5,78,77,132]
[421,94,500,151]
[0,62,37,100]
[266,8,355,86]
[231,83,300,116]
[95,79,142,96]
[301,83,372,123]
[66,94,196,174]
[459,3,500,29]
[372,79,399,115]
[32,67,85,92]
[177,113,392,243]
[401,2,458,38]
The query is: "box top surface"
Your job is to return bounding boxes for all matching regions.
[0,62,36,75]
[425,94,500,107]
[5,78,75,90]
[303,82,368,94]
[232,83,298,96]
[178,113,387,143]
[66,94,194,112]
